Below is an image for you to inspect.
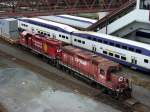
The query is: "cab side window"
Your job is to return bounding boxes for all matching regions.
[100,69,105,75]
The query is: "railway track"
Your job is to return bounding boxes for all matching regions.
[0,38,149,112]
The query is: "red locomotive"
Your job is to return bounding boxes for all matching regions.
[19,31,132,98]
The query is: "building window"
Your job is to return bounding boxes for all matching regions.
[144,59,149,63]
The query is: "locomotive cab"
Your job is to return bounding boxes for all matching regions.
[20,31,32,46]
[98,61,121,81]
[99,67,111,81]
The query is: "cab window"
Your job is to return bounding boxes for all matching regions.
[100,69,105,75]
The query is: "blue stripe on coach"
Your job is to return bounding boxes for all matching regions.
[72,33,150,57]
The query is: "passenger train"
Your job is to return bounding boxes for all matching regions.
[18,17,150,72]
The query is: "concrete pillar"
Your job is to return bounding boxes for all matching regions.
[136,0,140,9]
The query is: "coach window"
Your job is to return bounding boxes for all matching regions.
[93,38,96,41]
[38,31,40,33]
[66,36,68,39]
[129,47,134,51]
[104,40,108,44]
[103,51,107,54]
[115,54,120,58]
[74,39,77,42]
[98,39,102,43]
[78,40,81,43]
[144,59,149,63]
[121,56,126,61]
[122,45,127,49]
[116,44,120,48]
[136,49,142,54]
[48,34,50,37]
[44,33,46,35]
[88,37,91,40]
[82,41,85,44]
[109,52,113,56]
[62,35,65,38]
[41,32,43,35]
[109,42,114,46]
[59,34,61,37]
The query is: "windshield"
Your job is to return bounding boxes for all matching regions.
[140,0,150,10]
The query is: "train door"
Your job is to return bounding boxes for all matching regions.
[92,45,97,52]
[31,27,35,33]
[131,56,137,65]
[52,33,56,39]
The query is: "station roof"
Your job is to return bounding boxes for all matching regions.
[38,14,97,29]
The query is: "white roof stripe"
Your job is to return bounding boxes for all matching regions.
[28,18,78,32]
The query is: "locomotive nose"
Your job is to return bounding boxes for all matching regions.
[117,76,130,90]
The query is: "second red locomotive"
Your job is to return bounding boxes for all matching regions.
[19,31,132,98]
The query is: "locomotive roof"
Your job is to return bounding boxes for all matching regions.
[76,51,95,60]
[62,46,82,54]
[34,34,63,45]
[63,46,120,70]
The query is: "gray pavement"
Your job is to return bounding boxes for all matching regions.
[0,68,121,112]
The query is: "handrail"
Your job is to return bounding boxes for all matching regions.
[86,0,136,31]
